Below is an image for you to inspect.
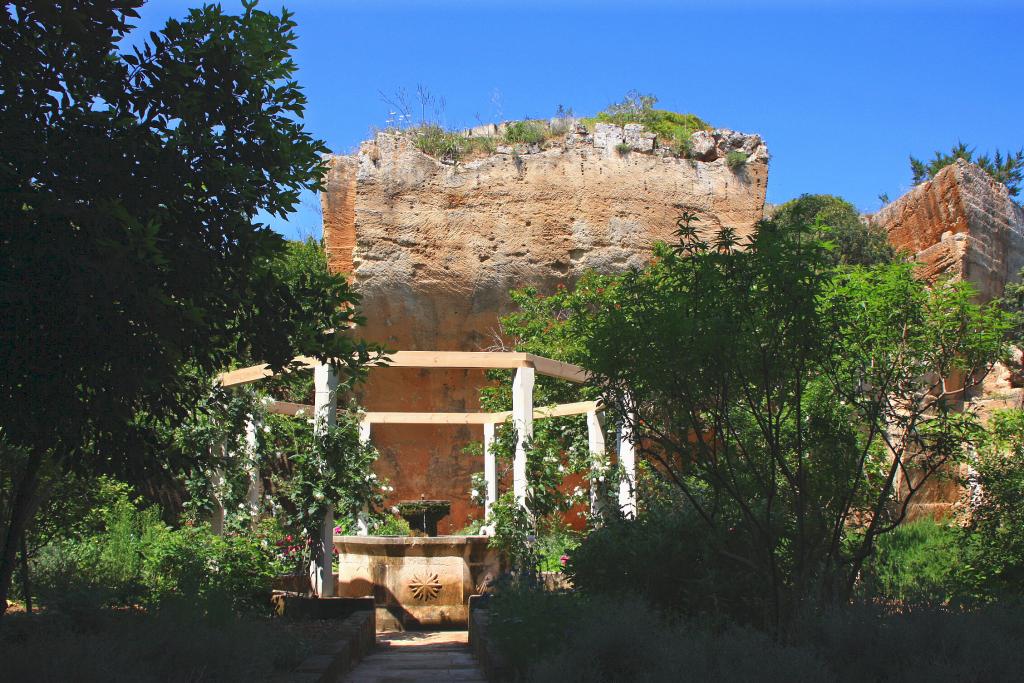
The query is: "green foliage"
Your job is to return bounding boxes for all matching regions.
[372,514,412,536]
[592,90,710,156]
[0,609,305,681]
[534,518,580,573]
[567,507,765,620]
[858,518,964,605]
[910,141,1024,196]
[487,492,535,571]
[0,1,376,609]
[266,407,383,568]
[615,142,632,155]
[504,120,548,145]
[726,150,749,169]
[501,213,1011,627]
[413,125,502,162]
[961,409,1024,600]
[771,194,896,267]
[489,589,1024,683]
[32,481,283,619]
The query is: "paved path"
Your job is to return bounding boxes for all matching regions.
[344,630,486,682]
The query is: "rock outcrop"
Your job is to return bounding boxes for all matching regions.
[872,159,1024,301]
[871,159,1024,518]
[322,123,769,531]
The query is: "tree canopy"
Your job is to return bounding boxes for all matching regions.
[910,142,1024,197]
[500,215,1011,629]
[0,1,369,614]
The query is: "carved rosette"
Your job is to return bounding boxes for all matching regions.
[408,573,442,602]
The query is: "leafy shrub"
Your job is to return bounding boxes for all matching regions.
[504,120,548,145]
[961,408,1024,600]
[589,91,709,156]
[486,491,534,571]
[566,507,763,622]
[534,518,579,572]
[858,518,964,605]
[0,610,305,681]
[488,585,1024,682]
[33,484,283,620]
[414,124,467,161]
[615,142,631,155]
[726,150,749,169]
[372,514,412,536]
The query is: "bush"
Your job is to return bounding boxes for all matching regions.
[488,584,1024,682]
[858,518,964,605]
[726,150,749,169]
[588,91,709,156]
[615,142,631,155]
[372,514,412,536]
[33,484,282,620]
[961,408,1024,600]
[504,120,548,145]
[566,508,764,623]
[0,610,305,681]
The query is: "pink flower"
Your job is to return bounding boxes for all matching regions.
[560,554,569,567]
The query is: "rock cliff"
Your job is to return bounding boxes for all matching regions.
[871,159,1024,518]
[322,122,769,531]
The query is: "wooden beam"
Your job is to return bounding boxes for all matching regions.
[526,354,590,383]
[267,399,602,424]
[217,356,317,388]
[267,401,314,417]
[380,350,533,370]
[217,351,589,387]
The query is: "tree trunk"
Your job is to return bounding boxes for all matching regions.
[19,533,31,614]
[0,455,45,618]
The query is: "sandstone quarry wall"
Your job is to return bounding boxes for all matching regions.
[871,159,1024,519]
[872,159,1024,301]
[322,123,769,531]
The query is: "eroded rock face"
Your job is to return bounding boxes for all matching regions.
[322,126,768,531]
[872,159,1024,301]
[871,159,1024,519]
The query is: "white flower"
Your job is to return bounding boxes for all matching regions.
[263,425,271,433]
[470,489,479,498]
[390,506,399,514]
[557,465,565,473]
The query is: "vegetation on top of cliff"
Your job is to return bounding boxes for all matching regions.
[910,142,1024,197]
[584,91,711,157]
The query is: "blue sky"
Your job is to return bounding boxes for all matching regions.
[133,1,1023,240]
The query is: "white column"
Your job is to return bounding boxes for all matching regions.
[210,454,226,536]
[586,410,607,518]
[244,414,262,527]
[511,366,535,508]
[356,417,372,536]
[483,421,497,520]
[617,404,637,519]
[310,363,338,598]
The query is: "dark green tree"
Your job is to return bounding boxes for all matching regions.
[910,142,1024,197]
[0,2,370,614]
[500,217,1010,630]
[771,194,895,267]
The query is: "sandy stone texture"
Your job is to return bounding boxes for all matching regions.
[872,159,1024,518]
[321,127,768,530]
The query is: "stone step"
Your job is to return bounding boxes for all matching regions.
[343,630,486,683]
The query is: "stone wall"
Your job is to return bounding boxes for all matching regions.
[322,123,769,531]
[871,159,1024,518]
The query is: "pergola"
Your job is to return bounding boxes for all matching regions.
[216,351,637,596]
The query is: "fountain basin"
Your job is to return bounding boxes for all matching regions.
[333,535,504,630]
